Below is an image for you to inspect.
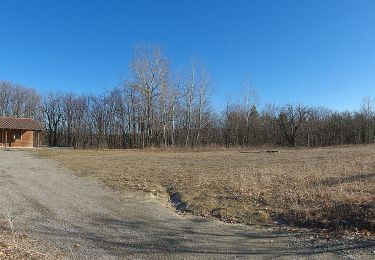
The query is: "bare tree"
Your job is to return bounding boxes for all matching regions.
[195,62,210,145]
[360,96,375,143]
[43,92,64,146]
[241,79,258,145]
[183,64,195,146]
[0,82,12,116]
[278,104,310,147]
[131,45,169,147]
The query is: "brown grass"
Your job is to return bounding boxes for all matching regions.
[36,145,375,232]
[0,220,65,259]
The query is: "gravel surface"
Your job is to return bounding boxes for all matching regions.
[0,149,374,259]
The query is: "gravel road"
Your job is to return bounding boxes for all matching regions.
[0,150,373,259]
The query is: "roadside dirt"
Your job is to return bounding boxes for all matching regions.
[0,150,374,259]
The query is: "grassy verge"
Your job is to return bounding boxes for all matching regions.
[0,220,64,259]
[36,145,375,233]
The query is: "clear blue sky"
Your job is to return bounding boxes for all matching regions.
[1,0,374,112]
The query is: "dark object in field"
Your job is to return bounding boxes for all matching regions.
[239,150,280,154]
[266,150,280,154]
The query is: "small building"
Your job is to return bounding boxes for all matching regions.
[0,117,44,148]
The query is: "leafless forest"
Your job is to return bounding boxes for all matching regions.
[1,46,375,149]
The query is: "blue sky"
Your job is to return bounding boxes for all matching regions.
[0,0,374,112]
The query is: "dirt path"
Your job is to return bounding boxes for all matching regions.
[0,150,373,259]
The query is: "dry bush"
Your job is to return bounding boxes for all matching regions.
[36,145,375,233]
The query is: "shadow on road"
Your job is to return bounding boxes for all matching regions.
[33,217,375,258]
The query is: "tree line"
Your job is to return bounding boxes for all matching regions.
[1,46,374,148]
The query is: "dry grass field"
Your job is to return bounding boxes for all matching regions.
[36,145,375,233]
[0,221,64,259]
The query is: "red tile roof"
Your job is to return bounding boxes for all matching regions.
[0,117,44,131]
